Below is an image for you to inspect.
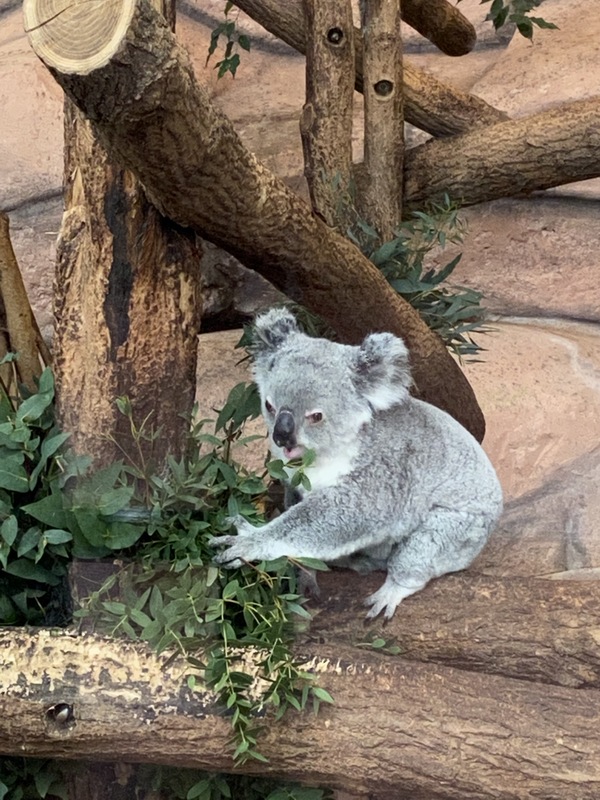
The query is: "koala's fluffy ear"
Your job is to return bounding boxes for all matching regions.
[352,332,412,411]
[252,307,300,359]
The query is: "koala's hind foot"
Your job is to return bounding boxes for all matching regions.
[364,509,494,619]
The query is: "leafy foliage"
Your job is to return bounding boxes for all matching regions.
[348,197,489,360]
[0,363,74,626]
[138,767,333,800]
[0,758,66,800]
[1,372,331,796]
[206,1,251,78]
[467,0,557,39]
[68,388,331,764]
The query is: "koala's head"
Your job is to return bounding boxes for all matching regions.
[252,307,412,461]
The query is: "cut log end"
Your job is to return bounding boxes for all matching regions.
[24,0,135,74]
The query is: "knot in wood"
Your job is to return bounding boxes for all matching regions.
[326,27,344,45]
[374,80,394,97]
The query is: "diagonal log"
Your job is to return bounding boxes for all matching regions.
[231,0,507,136]
[402,0,477,56]
[23,0,485,440]
[404,96,600,208]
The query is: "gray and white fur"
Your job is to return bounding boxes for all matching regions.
[211,308,503,619]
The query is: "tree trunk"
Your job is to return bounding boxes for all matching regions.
[2,613,600,799]
[360,0,404,239]
[231,0,507,136]
[51,53,202,465]
[300,0,355,230]
[24,0,485,442]
[405,96,600,208]
[402,0,477,56]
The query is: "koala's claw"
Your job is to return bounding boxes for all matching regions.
[207,534,238,549]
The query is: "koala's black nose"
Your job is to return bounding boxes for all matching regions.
[273,409,296,447]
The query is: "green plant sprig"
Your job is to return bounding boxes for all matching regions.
[348,196,490,360]
[206,1,251,79]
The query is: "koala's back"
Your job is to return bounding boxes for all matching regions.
[351,397,502,516]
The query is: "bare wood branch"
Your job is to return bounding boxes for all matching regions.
[402,0,477,56]
[2,624,600,798]
[300,0,355,229]
[0,212,47,391]
[24,0,485,440]
[405,96,600,208]
[231,0,507,136]
[360,0,404,239]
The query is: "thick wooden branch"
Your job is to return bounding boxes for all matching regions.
[361,0,404,238]
[24,0,485,441]
[2,601,600,798]
[231,0,506,136]
[306,572,600,689]
[0,212,49,392]
[300,0,354,229]
[405,96,600,208]
[402,0,477,56]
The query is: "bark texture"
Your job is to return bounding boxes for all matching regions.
[54,102,202,467]
[405,96,600,208]
[232,0,507,136]
[306,571,600,689]
[402,0,477,56]
[361,0,404,238]
[300,0,355,229]
[2,606,600,799]
[26,0,485,441]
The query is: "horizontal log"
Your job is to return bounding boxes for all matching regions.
[231,0,506,136]
[405,96,600,208]
[24,0,486,441]
[306,571,600,689]
[2,626,600,798]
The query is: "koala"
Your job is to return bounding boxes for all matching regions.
[210,307,503,619]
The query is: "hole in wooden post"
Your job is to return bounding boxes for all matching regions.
[374,80,394,97]
[326,27,344,45]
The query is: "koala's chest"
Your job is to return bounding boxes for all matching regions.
[291,452,356,495]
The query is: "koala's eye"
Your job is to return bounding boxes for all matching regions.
[265,399,276,415]
[306,411,323,424]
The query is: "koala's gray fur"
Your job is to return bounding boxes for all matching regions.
[211,307,503,619]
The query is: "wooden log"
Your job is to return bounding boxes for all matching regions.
[402,0,477,56]
[360,0,404,238]
[231,0,507,136]
[54,102,202,466]
[305,571,600,689]
[405,96,600,208]
[2,625,600,798]
[24,0,486,441]
[300,0,355,229]
[0,212,48,392]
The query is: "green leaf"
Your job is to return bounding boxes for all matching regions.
[238,34,251,51]
[17,527,41,557]
[0,454,29,492]
[104,521,145,549]
[16,390,53,423]
[22,492,69,528]
[5,558,61,585]
[0,515,18,546]
[43,529,73,545]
